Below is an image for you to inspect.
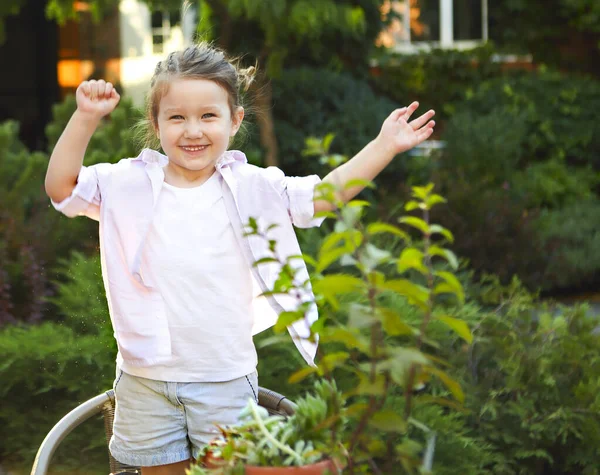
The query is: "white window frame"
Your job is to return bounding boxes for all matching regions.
[151,11,173,55]
[391,0,488,53]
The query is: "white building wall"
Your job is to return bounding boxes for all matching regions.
[119,0,190,106]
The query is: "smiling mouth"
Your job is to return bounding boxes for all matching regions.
[180,145,209,152]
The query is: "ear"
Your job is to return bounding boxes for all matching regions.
[230,107,245,136]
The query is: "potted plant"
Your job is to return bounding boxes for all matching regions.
[189,380,345,475]
[189,137,471,474]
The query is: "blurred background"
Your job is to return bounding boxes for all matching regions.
[1,1,599,474]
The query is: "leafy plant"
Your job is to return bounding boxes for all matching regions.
[190,380,345,474]
[191,137,472,473]
[451,277,600,474]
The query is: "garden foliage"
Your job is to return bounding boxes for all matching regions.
[434,69,600,291]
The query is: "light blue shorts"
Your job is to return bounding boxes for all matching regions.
[108,369,259,467]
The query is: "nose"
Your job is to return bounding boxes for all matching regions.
[184,119,203,139]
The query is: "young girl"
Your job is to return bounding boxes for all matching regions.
[45,43,435,475]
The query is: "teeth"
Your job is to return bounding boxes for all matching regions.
[182,145,207,151]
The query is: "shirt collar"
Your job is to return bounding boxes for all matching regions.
[136,148,248,170]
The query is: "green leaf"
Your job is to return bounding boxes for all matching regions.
[381,279,430,310]
[397,248,428,275]
[312,274,365,296]
[253,257,279,266]
[399,216,430,235]
[316,248,350,273]
[347,199,371,208]
[412,183,435,200]
[434,271,465,303]
[319,351,351,371]
[429,245,459,270]
[288,366,319,384]
[274,311,304,333]
[354,373,386,396]
[377,308,414,336]
[436,315,473,344]
[425,367,464,403]
[429,224,454,243]
[425,194,447,208]
[369,410,408,433]
[366,222,410,241]
[343,178,375,190]
[321,327,369,352]
[323,133,335,152]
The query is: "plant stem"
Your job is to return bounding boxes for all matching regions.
[249,402,303,465]
[404,208,435,421]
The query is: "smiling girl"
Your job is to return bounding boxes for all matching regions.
[44,43,435,475]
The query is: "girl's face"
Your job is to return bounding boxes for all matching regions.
[155,78,243,184]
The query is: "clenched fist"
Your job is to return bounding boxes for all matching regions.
[76,79,120,120]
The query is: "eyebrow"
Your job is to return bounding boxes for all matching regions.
[163,105,221,114]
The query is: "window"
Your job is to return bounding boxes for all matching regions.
[151,10,181,54]
[378,0,488,50]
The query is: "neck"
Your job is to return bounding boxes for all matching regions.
[164,163,216,188]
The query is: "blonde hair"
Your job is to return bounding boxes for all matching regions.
[137,42,256,149]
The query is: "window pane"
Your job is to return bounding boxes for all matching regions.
[453,0,482,40]
[411,0,440,42]
[151,12,163,29]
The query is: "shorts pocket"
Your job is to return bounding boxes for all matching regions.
[244,371,258,403]
[113,369,124,393]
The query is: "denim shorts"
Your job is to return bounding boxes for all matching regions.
[108,369,259,467]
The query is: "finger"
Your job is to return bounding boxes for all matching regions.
[105,82,113,98]
[88,80,98,101]
[80,81,91,98]
[96,79,107,99]
[402,101,420,121]
[389,107,408,122]
[416,121,435,141]
[410,110,435,130]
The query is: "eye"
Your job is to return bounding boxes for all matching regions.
[202,113,216,119]
[169,115,184,120]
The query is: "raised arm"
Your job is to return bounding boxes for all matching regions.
[315,102,435,213]
[45,80,120,203]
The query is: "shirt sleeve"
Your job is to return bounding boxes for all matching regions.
[50,165,104,221]
[262,166,326,229]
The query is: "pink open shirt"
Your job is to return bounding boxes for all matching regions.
[52,149,324,367]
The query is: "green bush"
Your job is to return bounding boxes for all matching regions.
[533,200,600,290]
[0,251,115,469]
[450,278,600,474]
[433,70,600,291]
[370,45,503,127]
[452,69,600,168]
[267,67,399,178]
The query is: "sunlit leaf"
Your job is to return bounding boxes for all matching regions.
[429,224,454,243]
[288,366,320,384]
[436,315,473,344]
[397,248,428,275]
[399,216,430,235]
[366,222,410,241]
[428,245,458,270]
[377,308,414,336]
[425,366,464,403]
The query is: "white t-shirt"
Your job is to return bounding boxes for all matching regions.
[120,172,258,382]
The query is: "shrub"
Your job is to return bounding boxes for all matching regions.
[452,69,600,168]
[0,251,115,469]
[370,45,503,127]
[533,200,600,290]
[267,67,399,178]
[451,278,600,474]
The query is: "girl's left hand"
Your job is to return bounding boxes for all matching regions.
[376,102,436,156]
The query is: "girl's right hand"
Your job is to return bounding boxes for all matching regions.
[76,80,120,120]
